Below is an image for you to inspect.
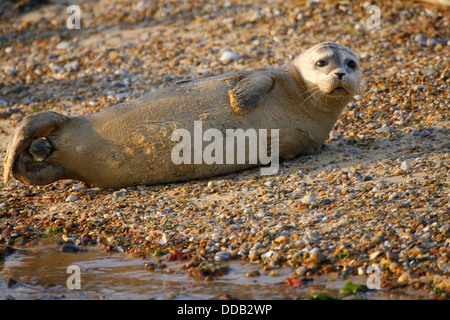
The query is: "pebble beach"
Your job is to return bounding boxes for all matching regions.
[0,0,449,300]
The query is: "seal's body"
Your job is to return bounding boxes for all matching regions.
[4,42,362,188]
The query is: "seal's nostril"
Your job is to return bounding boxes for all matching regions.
[336,72,345,80]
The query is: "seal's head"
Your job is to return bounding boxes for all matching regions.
[293,42,362,107]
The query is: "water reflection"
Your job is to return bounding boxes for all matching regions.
[0,237,428,300]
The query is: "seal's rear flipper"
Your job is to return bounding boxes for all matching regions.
[4,111,69,185]
[228,72,274,115]
[12,146,66,185]
[29,138,53,162]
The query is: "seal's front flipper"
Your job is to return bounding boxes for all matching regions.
[228,72,274,115]
[4,111,69,185]
[279,128,316,159]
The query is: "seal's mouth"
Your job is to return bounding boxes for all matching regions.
[330,86,347,94]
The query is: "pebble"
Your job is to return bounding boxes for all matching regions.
[2,65,17,76]
[389,262,400,272]
[261,251,274,259]
[422,68,436,76]
[65,194,79,202]
[264,181,274,187]
[420,130,431,137]
[440,225,450,238]
[376,126,395,134]
[295,266,308,276]
[414,33,426,45]
[369,250,382,260]
[220,51,239,63]
[408,247,421,257]
[214,251,230,262]
[112,189,126,198]
[275,235,289,244]
[208,180,225,186]
[397,271,414,283]
[387,251,398,262]
[245,270,260,278]
[256,211,268,218]
[301,195,316,204]
[306,230,319,241]
[167,293,176,299]
[114,70,129,77]
[112,81,126,88]
[60,243,83,253]
[64,61,80,72]
[400,161,412,171]
[425,38,439,47]
[62,234,77,243]
[329,133,339,141]
[56,41,77,50]
[72,184,86,192]
[112,245,127,253]
[306,248,326,265]
[247,10,261,23]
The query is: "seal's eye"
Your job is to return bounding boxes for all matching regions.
[315,60,327,67]
[347,60,357,69]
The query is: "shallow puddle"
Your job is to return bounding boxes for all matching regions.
[0,237,429,300]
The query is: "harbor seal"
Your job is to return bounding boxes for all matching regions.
[3,42,361,188]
